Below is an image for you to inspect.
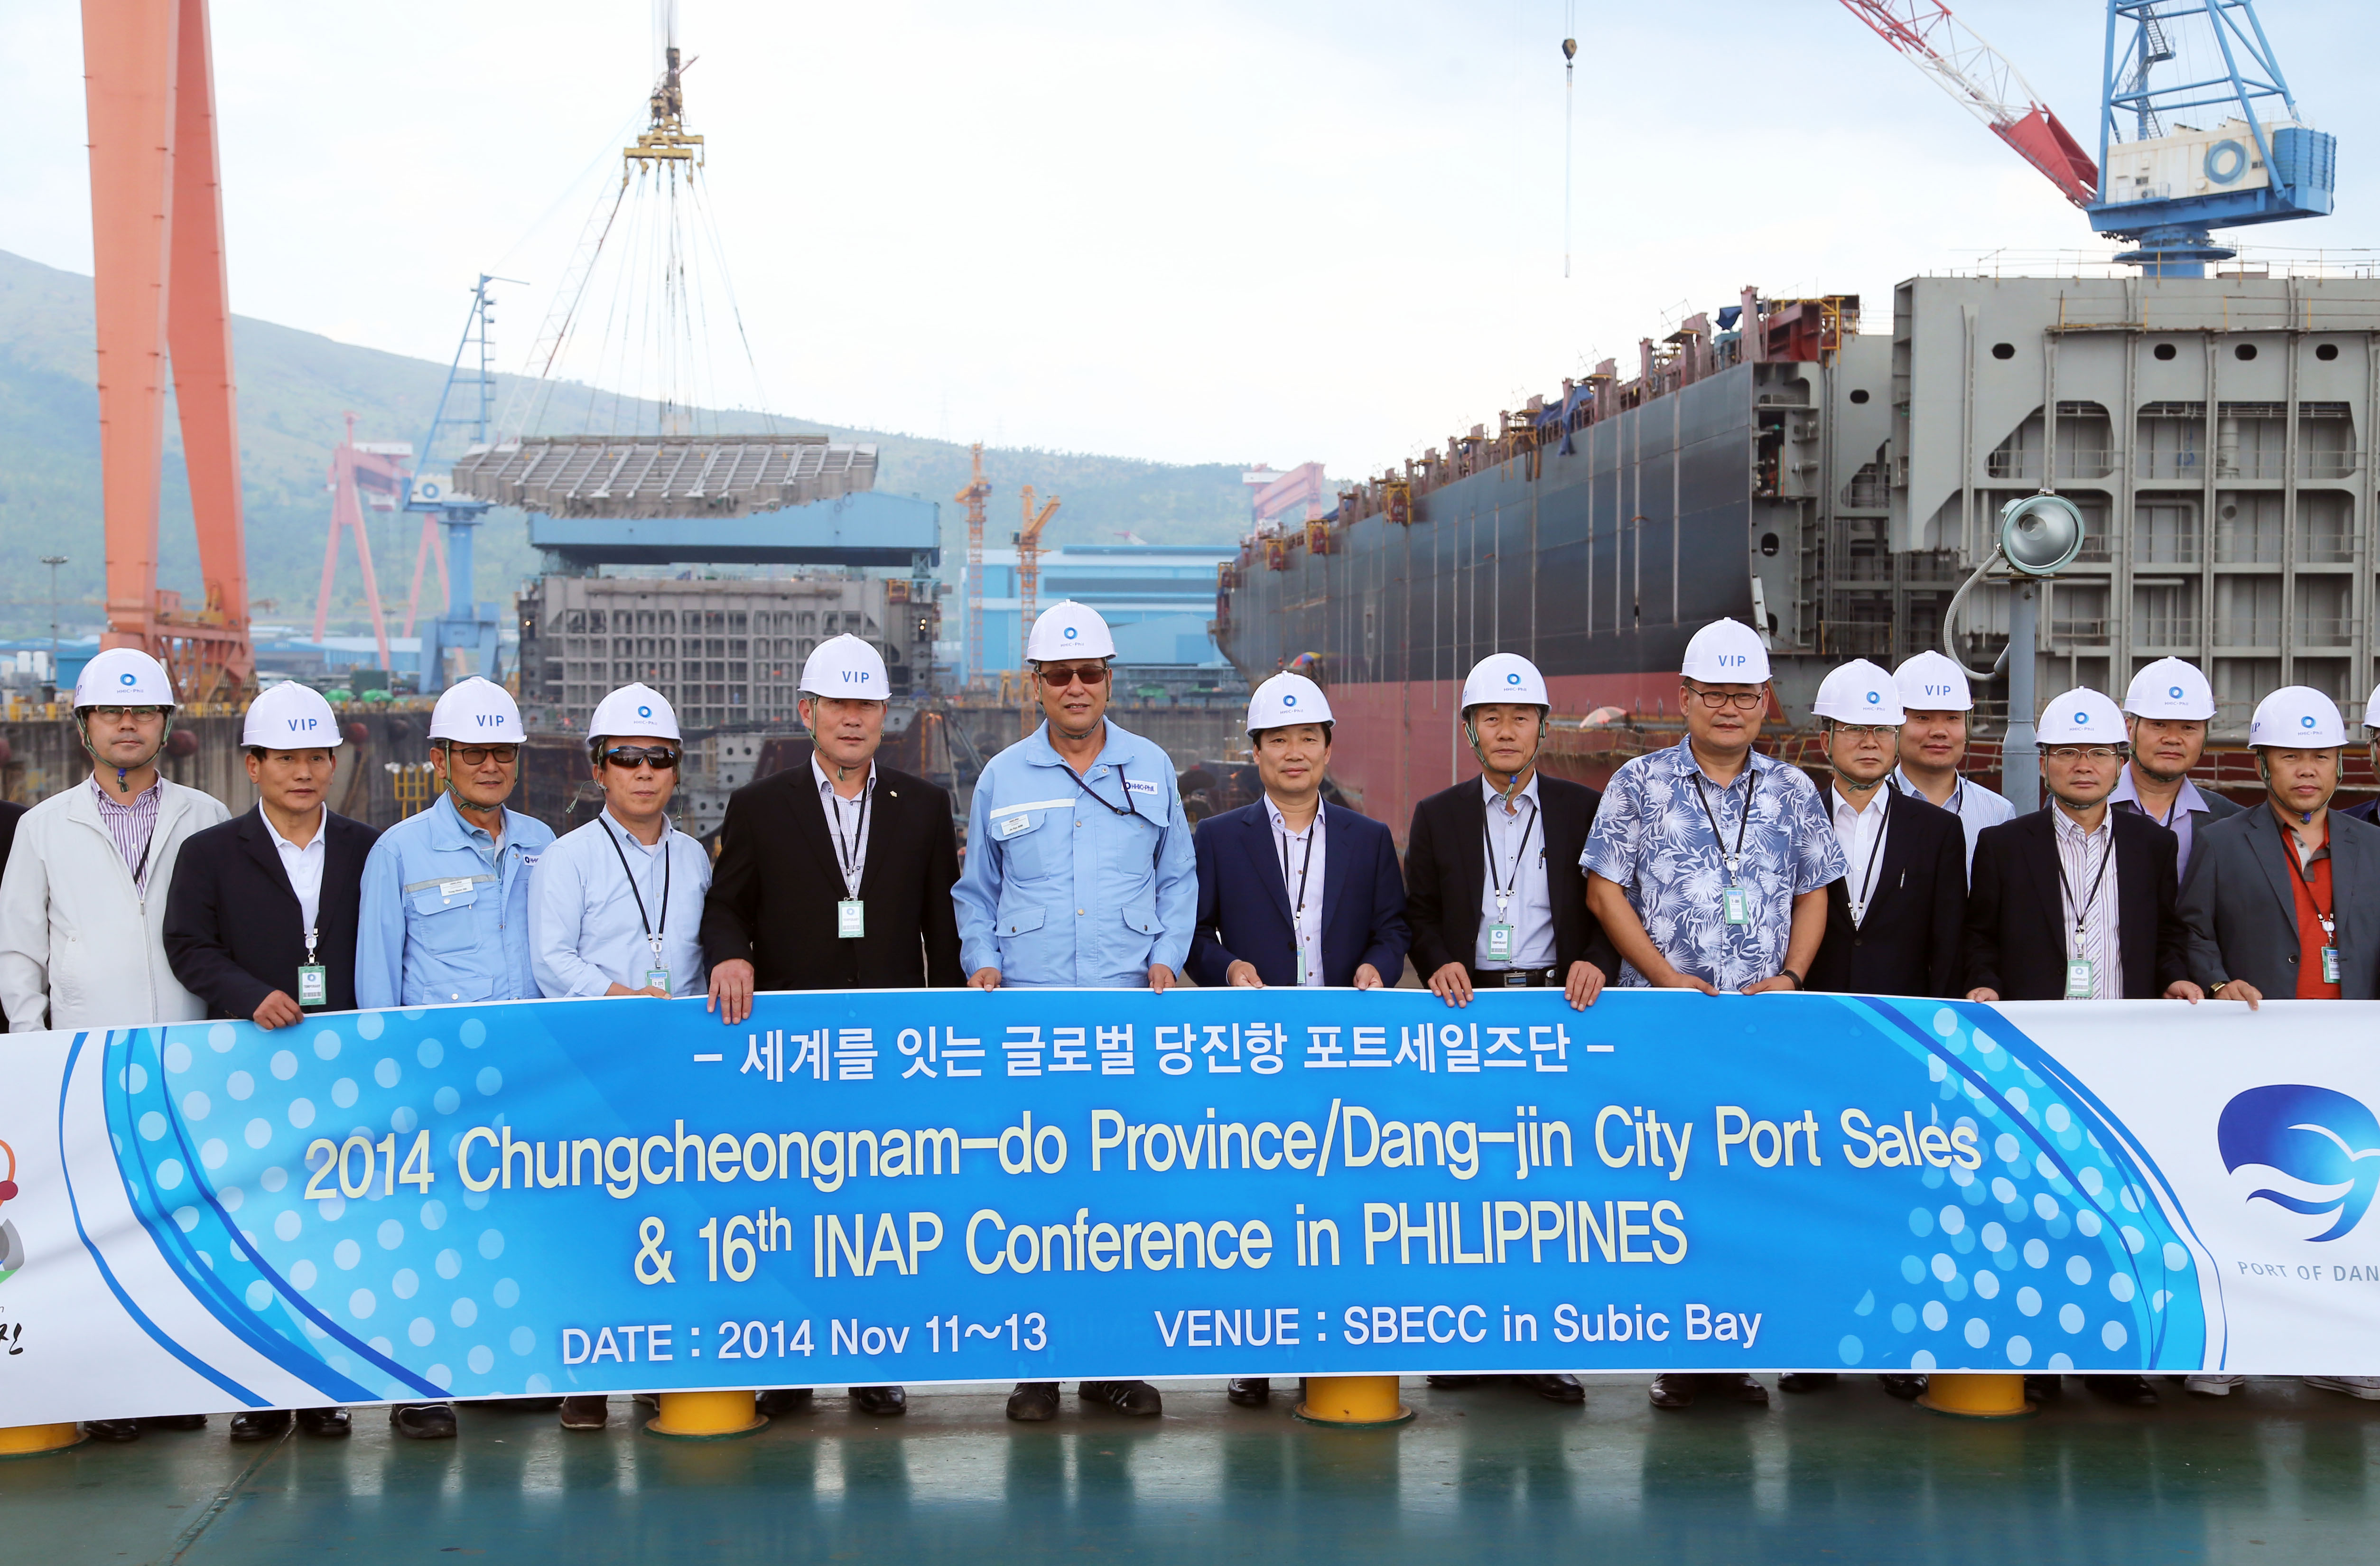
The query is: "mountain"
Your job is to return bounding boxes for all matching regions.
[0,249,1265,639]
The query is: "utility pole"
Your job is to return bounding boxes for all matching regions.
[42,554,66,701]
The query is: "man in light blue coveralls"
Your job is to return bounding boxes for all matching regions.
[954,600,1194,1424]
[354,676,556,1441]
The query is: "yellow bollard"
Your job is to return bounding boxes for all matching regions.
[1295,1374,1413,1427]
[645,1390,766,1439]
[1917,1372,2034,1419]
[0,1423,85,1457]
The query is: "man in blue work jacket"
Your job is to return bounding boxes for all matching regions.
[954,600,1194,1424]
[354,676,556,1441]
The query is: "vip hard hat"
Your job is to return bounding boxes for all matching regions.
[1024,600,1116,662]
[2038,688,2127,746]
[73,647,177,709]
[1460,652,1549,711]
[1246,671,1334,735]
[428,676,525,744]
[587,682,681,742]
[1680,617,1771,683]
[1812,659,1906,725]
[1894,649,1973,713]
[797,634,889,700]
[2123,657,2216,721]
[2364,680,2380,732]
[242,682,342,749]
[2250,686,2348,748]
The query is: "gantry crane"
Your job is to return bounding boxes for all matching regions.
[81,0,253,700]
[1840,0,2336,276]
[954,443,992,688]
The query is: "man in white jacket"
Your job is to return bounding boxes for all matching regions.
[0,647,229,1441]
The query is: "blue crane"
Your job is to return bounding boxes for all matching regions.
[402,275,515,693]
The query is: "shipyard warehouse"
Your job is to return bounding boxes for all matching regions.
[9,0,2380,1563]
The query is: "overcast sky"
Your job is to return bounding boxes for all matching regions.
[5,0,2374,476]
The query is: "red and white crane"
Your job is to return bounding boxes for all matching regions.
[1836,0,2099,208]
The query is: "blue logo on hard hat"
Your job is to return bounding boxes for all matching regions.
[1283,693,1297,707]
[119,671,136,686]
[2169,685,2185,700]
[1506,672,1522,685]
[2303,714,2318,729]
[2219,1084,2380,1241]
[638,705,653,719]
[1865,690,1880,705]
[2073,710,2086,724]
[1063,626,1079,641]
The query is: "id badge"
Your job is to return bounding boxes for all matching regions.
[644,968,671,994]
[1485,922,1515,961]
[1721,886,1749,926]
[837,899,866,939]
[297,965,328,1008]
[2324,946,2342,984]
[1295,947,1309,986]
[2064,958,2095,999]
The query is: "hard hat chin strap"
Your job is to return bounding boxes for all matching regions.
[75,708,173,796]
[1464,708,1546,811]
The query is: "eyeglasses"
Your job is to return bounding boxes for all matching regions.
[440,744,520,768]
[2041,745,2127,762]
[1829,723,1899,739]
[1681,683,1766,711]
[601,746,680,770]
[1036,662,1109,688]
[85,705,167,721]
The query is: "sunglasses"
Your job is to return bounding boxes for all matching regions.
[442,744,520,767]
[601,746,681,770]
[1036,662,1109,688]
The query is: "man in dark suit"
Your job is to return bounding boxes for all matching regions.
[1405,652,1614,1408]
[701,635,958,1421]
[1961,687,2203,1410]
[1187,672,1408,1408]
[2111,658,2239,886]
[163,682,375,1444]
[1803,660,1967,1001]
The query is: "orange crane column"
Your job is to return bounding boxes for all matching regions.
[82,0,181,657]
[164,0,251,681]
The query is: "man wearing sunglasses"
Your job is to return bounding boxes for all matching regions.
[1582,617,1842,1411]
[954,600,1192,1424]
[353,677,555,1441]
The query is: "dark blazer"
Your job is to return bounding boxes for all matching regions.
[1187,802,1409,987]
[2179,804,2380,998]
[1962,807,2189,1000]
[0,801,25,878]
[700,763,963,989]
[2114,783,2241,888]
[1808,785,1968,998]
[1404,775,1619,978]
[164,807,379,1018]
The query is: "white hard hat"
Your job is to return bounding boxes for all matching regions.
[2123,657,2215,721]
[587,682,681,743]
[1680,617,1771,683]
[428,676,525,744]
[1895,649,1973,713]
[1460,652,1549,711]
[1246,672,1333,734]
[2038,688,2127,746]
[2363,680,2380,732]
[2250,686,2348,748]
[798,634,889,700]
[1812,659,1906,725]
[74,647,177,709]
[1024,600,1116,662]
[243,682,342,749]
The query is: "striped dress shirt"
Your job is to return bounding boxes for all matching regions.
[2051,805,2122,999]
[89,776,163,895]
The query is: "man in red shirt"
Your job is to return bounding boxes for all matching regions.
[2179,685,2380,1399]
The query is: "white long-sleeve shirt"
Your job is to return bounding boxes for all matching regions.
[529,811,712,998]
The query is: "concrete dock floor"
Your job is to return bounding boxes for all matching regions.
[5,1376,2375,1564]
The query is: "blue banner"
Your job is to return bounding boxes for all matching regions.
[12,988,2378,1422]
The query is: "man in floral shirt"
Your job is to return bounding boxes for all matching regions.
[1583,615,1844,1408]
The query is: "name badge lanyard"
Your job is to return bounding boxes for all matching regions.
[297,919,327,1007]
[2055,828,2114,999]
[1480,796,1539,965]
[2284,831,2343,985]
[1692,770,1758,928]
[1846,787,1890,927]
[827,781,870,940]
[604,820,675,990]
[1278,814,1320,984]
[1063,762,1151,827]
